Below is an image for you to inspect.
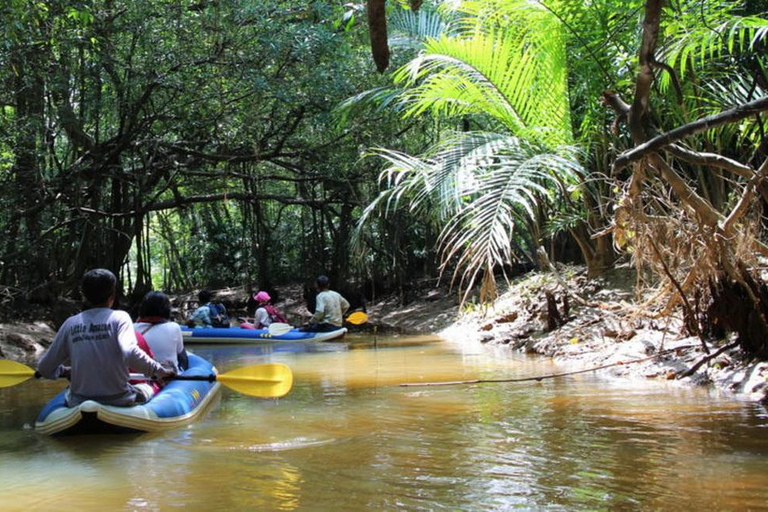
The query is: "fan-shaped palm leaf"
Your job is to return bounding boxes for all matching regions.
[357,132,583,302]
[389,7,456,49]
[394,26,572,147]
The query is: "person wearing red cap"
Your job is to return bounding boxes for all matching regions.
[247,291,288,329]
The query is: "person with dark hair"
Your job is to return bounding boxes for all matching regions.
[187,289,229,328]
[302,275,350,332]
[135,291,188,372]
[193,290,213,324]
[37,269,173,407]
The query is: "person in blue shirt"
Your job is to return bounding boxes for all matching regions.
[188,290,229,328]
[188,290,214,327]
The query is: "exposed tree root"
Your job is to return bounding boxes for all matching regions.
[678,341,739,379]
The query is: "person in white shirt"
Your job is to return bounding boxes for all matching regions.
[37,269,173,407]
[252,291,274,328]
[135,291,188,372]
[302,275,350,332]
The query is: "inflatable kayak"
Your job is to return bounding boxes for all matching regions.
[180,326,348,344]
[35,353,220,435]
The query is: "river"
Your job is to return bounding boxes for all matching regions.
[1,334,768,510]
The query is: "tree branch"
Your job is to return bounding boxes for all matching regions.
[75,192,330,218]
[666,144,754,178]
[613,96,768,173]
[628,0,663,144]
[649,154,722,227]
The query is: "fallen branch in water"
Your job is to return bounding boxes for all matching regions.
[677,340,739,379]
[400,344,701,387]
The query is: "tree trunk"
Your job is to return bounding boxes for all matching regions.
[367,0,389,72]
[8,48,47,284]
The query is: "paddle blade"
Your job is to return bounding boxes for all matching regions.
[268,323,294,336]
[0,360,36,388]
[346,311,369,325]
[217,363,293,398]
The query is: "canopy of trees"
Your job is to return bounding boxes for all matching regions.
[0,0,430,298]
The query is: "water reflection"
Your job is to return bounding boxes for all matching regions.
[1,335,768,510]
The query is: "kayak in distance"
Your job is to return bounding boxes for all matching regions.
[35,353,220,436]
[180,326,348,344]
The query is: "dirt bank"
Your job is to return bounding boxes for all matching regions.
[2,267,767,402]
[438,266,768,403]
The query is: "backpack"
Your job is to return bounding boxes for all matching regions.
[264,304,288,324]
[208,302,230,328]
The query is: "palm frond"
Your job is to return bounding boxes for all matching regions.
[334,86,407,127]
[660,3,768,88]
[370,132,519,219]
[696,71,767,148]
[389,7,455,49]
[546,210,586,237]
[393,28,572,146]
[438,138,583,302]
[357,132,583,302]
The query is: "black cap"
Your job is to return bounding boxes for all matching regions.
[316,275,330,287]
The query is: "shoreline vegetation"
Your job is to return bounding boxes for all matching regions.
[2,264,767,404]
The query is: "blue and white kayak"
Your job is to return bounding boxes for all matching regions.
[180,326,347,344]
[35,353,220,435]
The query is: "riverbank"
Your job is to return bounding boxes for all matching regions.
[2,266,767,403]
[433,266,768,404]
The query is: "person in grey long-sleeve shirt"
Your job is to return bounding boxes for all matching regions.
[37,269,172,407]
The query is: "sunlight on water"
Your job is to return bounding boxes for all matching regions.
[1,335,768,510]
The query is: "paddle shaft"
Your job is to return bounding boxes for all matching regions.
[129,372,286,384]
[130,373,216,383]
[170,374,217,383]
[267,312,367,334]
[130,373,284,384]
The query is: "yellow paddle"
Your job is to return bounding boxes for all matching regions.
[0,359,38,388]
[346,311,369,325]
[0,359,293,398]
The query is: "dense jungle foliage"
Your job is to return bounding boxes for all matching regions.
[2,0,768,352]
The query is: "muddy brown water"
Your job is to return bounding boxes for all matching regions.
[1,334,768,510]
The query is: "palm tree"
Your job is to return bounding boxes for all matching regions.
[352,0,593,302]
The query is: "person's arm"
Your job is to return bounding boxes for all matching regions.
[309,294,326,324]
[37,320,71,379]
[340,295,350,316]
[173,323,188,371]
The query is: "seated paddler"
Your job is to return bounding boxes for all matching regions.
[37,268,175,407]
